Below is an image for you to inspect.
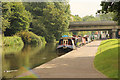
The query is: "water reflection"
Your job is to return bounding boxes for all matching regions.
[2,43,58,78]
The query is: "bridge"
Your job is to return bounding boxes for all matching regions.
[69,21,120,38]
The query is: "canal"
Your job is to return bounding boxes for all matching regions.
[2,43,64,78]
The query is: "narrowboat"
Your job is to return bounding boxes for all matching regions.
[83,35,91,44]
[72,35,78,46]
[57,35,76,53]
[82,37,86,45]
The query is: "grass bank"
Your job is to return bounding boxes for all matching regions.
[94,39,119,78]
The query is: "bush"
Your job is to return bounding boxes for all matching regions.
[16,31,44,45]
[39,36,46,44]
[2,36,24,46]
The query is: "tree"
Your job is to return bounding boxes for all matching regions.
[97,1,120,25]
[2,2,32,36]
[71,15,82,22]
[99,12,114,21]
[23,2,48,18]
[2,2,11,34]
[82,15,99,21]
[24,2,70,42]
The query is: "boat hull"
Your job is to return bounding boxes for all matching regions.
[56,47,73,53]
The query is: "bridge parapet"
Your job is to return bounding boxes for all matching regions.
[70,21,118,27]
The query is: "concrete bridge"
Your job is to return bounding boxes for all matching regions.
[69,21,120,38]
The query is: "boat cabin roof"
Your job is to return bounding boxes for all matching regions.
[61,37,73,40]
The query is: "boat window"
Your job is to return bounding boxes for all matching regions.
[68,39,72,45]
[59,39,63,45]
[86,37,88,41]
[64,41,65,44]
[66,41,68,45]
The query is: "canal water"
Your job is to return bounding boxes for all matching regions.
[2,43,63,78]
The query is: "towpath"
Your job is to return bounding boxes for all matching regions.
[18,40,110,79]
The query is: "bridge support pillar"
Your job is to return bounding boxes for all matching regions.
[112,28,117,39]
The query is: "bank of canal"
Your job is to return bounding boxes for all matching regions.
[2,43,61,78]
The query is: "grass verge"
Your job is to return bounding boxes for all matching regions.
[94,39,119,79]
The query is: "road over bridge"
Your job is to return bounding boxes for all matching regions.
[69,21,120,38]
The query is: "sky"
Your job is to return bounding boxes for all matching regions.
[69,0,103,17]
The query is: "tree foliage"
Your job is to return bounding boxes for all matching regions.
[2,2,71,42]
[97,1,120,25]
[16,31,42,45]
[2,2,11,33]
[24,2,70,42]
[2,2,32,36]
[98,12,114,21]
[70,15,82,22]
[82,15,99,21]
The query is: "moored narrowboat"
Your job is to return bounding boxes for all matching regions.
[57,35,76,53]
